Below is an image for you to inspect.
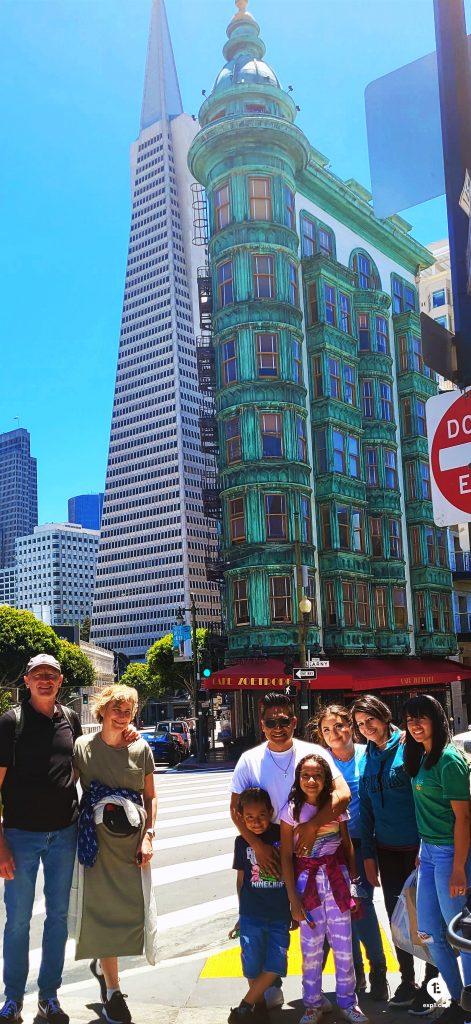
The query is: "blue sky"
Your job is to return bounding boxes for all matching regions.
[1,0,468,524]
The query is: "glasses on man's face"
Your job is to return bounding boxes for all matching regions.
[29,673,59,682]
[263,717,292,729]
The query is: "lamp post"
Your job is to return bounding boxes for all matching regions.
[175,599,206,763]
[298,595,312,736]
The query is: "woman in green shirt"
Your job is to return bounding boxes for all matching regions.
[404,694,471,1024]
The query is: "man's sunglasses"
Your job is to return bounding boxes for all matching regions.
[263,717,292,729]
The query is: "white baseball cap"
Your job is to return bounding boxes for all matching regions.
[26,653,62,674]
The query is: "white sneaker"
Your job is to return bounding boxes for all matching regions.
[299,1009,325,1024]
[338,1005,369,1024]
[265,986,284,1009]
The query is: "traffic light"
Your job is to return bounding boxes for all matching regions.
[82,694,89,705]
[200,648,212,678]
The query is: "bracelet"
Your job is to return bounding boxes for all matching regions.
[145,828,155,838]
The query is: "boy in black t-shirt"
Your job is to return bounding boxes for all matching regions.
[228,788,291,1023]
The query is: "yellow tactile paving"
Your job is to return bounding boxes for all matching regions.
[200,926,399,979]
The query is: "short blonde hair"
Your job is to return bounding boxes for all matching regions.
[90,684,138,723]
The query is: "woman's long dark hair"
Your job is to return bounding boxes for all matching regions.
[350,694,393,744]
[402,694,451,777]
[287,754,333,823]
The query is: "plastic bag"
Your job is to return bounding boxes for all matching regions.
[391,869,434,964]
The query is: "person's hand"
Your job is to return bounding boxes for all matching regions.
[253,839,281,878]
[0,838,15,880]
[351,897,362,918]
[290,897,306,924]
[136,832,153,867]
[294,820,317,857]
[228,920,240,939]
[289,918,299,931]
[364,858,380,887]
[450,864,468,898]
[122,725,140,744]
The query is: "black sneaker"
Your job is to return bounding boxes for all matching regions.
[90,960,107,1003]
[228,1005,255,1023]
[253,1003,270,1024]
[37,1000,69,1024]
[434,1001,471,1024]
[369,966,389,1002]
[102,992,132,1024]
[0,1002,22,1022]
[390,982,418,1007]
[408,984,435,1016]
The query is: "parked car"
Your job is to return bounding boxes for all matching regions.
[139,728,182,767]
[156,719,191,756]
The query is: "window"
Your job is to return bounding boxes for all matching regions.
[214,182,230,230]
[365,447,378,486]
[315,429,327,472]
[306,575,317,620]
[375,587,387,628]
[234,578,249,625]
[333,430,345,473]
[260,413,283,458]
[357,583,370,626]
[348,435,360,478]
[376,316,389,353]
[425,527,435,564]
[410,525,421,565]
[308,281,318,323]
[320,504,332,547]
[437,529,448,568]
[253,254,275,298]
[256,332,278,378]
[269,575,292,622]
[324,580,337,625]
[292,338,303,384]
[342,581,355,625]
[406,461,417,499]
[362,380,374,418]
[380,381,393,421]
[370,517,383,557]
[222,338,238,384]
[392,276,417,314]
[339,293,352,334]
[230,497,246,543]
[443,595,452,632]
[249,176,272,220]
[218,260,233,306]
[398,334,408,371]
[302,216,316,256]
[301,495,312,543]
[225,416,241,464]
[337,506,350,548]
[417,399,426,436]
[353,252,378,289]
[435,314,448,328]
[432,288,446,308]
[312,355,323,397]
[265,494,287,540]
[384,449,398,489]
[393,587,407,628]
[416,591,426,631]
[403,397,412,435]
[289,262,298,305]
[431,592,440,631]
[344,364,356,405]
[324,283,336,326]
[297,416,308,462]
[329,357,341,399]
[319,226,334,257]
[358,313,370,350]
[412,336,423,373]
[352,509,364,552]
[284,186,295,230]
[389,519,402,559]
[420,461,431,499]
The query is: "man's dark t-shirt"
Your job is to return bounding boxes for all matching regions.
[233,824,291,922]
[0,700,82,831]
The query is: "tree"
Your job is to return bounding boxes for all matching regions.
[0,606,61,687]
[80,616,91,642]
[119,662,164,717]
[58,639,95,693]
[146,628,209,711]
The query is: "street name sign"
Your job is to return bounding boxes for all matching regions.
[293,668,318,680]
[307,659,330,668]
[426,388,471,525]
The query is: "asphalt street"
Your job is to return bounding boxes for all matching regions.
[0,768,447,1024]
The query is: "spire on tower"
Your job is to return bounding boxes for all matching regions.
[140,0,183,130]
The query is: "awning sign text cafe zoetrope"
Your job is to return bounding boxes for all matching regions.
[215,676,288,689]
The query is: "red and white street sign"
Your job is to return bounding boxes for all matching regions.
[426,389,471,526]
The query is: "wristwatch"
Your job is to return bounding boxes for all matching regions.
[145,828,155,838]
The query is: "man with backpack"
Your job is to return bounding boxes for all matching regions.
[0,653,81,1024]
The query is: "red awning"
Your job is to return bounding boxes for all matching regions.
[203,657,467,693]
[204,659,293,691]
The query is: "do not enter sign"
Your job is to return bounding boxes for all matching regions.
[426,389,471,525]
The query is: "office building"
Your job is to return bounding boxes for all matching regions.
[0,428,37,569]
[68,493,104,531]
[16,523,99,627]
[0,568,16,608]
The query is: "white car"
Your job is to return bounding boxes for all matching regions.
[453,731,471,763]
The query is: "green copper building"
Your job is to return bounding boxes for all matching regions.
[188,0,457,696]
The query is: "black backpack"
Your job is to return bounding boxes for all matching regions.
[11,702,76,766]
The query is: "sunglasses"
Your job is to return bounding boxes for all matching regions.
[263,717,292,729]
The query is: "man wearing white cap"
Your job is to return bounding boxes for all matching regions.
[0,653,81,1024]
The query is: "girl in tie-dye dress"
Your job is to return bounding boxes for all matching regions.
[280,755,369,1024]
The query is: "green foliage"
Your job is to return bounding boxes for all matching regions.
[146,628,209,709]
[0,606,61,687]
[58,639,95,691]
[0,689,12,715]
[120,662,165,715]
[80,616,91,642]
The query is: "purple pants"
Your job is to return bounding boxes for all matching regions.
[297,864,356,1009]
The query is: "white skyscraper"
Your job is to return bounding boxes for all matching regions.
[91,0,220,659]
[16,523,99,626]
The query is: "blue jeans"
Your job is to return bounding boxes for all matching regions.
[3,824,77,1001]
[239,915,290,979]
[351,845,385,972]
[417,841,471,1002]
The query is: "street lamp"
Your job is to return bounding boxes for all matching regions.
[298,595,312,736]
[175,599,206,763]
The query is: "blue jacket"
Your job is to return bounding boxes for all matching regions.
[359,728,419,860]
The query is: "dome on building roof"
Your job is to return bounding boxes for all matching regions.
[213,55,280,93]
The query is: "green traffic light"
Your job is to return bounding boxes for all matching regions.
[202,668,211,677]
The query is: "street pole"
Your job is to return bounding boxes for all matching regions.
[434,0,471,388]
[294,512,309,736]
[191,597,206,763]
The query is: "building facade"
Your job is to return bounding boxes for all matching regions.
[90,0,220,660]
[0,428,37,570]
[188,1,458,720]
[0,568,16,608]
[68,493,104,531]
[16,523,99,627]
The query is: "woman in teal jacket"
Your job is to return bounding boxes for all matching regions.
[353,695,437,1014]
